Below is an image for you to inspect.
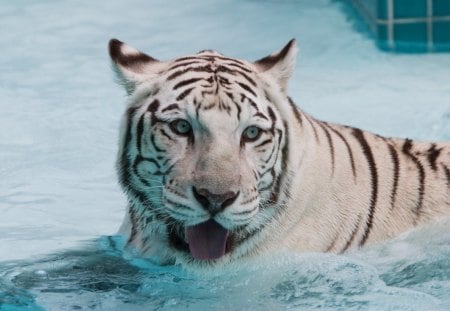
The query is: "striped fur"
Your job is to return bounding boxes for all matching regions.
[109,39,450,267]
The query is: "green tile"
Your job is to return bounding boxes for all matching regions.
[394,22,427,42]
[433,21,450,43]
[359,0,378,19]
[433,0,450,17]
[393,0,427,19]
[394,41,428,52]
[375,24,392,51]
[376,40,392,51]
[376,24,388,41]
[377,0,388,20]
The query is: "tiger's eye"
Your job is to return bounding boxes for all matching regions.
[242,126,261,141]
[170,119,192,135]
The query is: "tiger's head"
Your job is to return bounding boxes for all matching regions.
[109,39,298,265]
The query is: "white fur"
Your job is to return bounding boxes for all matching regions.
[110,39,450,268]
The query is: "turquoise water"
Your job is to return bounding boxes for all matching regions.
[1,225,450,310]
[1,0,449,310]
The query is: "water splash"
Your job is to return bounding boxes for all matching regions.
[1,223,449,311]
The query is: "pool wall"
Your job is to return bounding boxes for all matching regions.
[350,0,450,51]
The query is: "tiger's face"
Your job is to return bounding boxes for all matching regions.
[110,39,297,263]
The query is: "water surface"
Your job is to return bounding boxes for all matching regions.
[1,0,449,309]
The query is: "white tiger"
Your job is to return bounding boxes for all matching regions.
[108,38,450,267]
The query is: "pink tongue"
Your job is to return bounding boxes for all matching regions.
[186,220,229,260]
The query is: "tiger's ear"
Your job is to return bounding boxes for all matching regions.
[108,39,165,95]
[254,39,298,94]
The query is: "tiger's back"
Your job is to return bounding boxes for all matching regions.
[108,38,450,267]
[271,115,450,253]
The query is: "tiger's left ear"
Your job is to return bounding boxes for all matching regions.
[108,39,166,95]
[254,39,298,94]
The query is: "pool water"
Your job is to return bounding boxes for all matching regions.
[0,0,449,310]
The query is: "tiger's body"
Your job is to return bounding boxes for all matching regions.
[108,39,450,267]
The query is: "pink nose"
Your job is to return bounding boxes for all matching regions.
[192,187,239,215]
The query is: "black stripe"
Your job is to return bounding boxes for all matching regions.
[119,106,139,189]
[427,143,442,171]
[167,65,213,81]
[218,76,230,86]
[268,169,280,203]
[200,55,246,66]
[150,134,165,152]
[231,204,258,215]
[173,77,203,90]
[173,56,201,62]
[161,103,180,113]
[387,143,400,210]
[255,138,273,148]
[160,128,174,141]
[201,89,215,97]
[147,100,161,125]
[352,128,378,247]
[223,62,252,73]
[156,163,174,176]
[134,154,161,169]
[258,163,272,179]
[287,97,303,127]
[325,236,338,253]
[340,214,363,253]
[127,205,138,244]
[168,61,202,71]
[243,94,259,111]
[269,124,288,205]
[318,122,335,176]
[132,157,152,187]
[402,139,426,221]
[202,102,215,110]
[324,123,356,178]
[120,105,160,204]
[217,65,257,87]
[234,223,266,246]
[136,114,145,155]
[261,136,277,163]
[254,112,268,120]
[442,164,450,186]
[238,82,257,97]
[264,90,271,102]
[133,154,161,171]
[267,106,277,123]
[176,87,194,101]
[224,92,234,101]
[232,70,256,87]
[225,92,242,120]
[305,115,320,143]
[147,99,159,112]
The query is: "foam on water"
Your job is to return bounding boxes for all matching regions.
[0,0,449,310]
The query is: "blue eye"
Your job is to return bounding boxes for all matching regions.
[242,126,261,142]
[170,119,192,135]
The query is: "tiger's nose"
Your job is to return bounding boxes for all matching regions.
[192,187,239,215]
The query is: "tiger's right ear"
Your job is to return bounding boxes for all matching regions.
[108,39,165,95]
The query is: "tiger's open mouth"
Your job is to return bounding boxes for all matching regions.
[169,220,234,260]
[186,219,230,260]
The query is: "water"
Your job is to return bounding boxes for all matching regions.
[1,224,450,310]
[0,0,449,310]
